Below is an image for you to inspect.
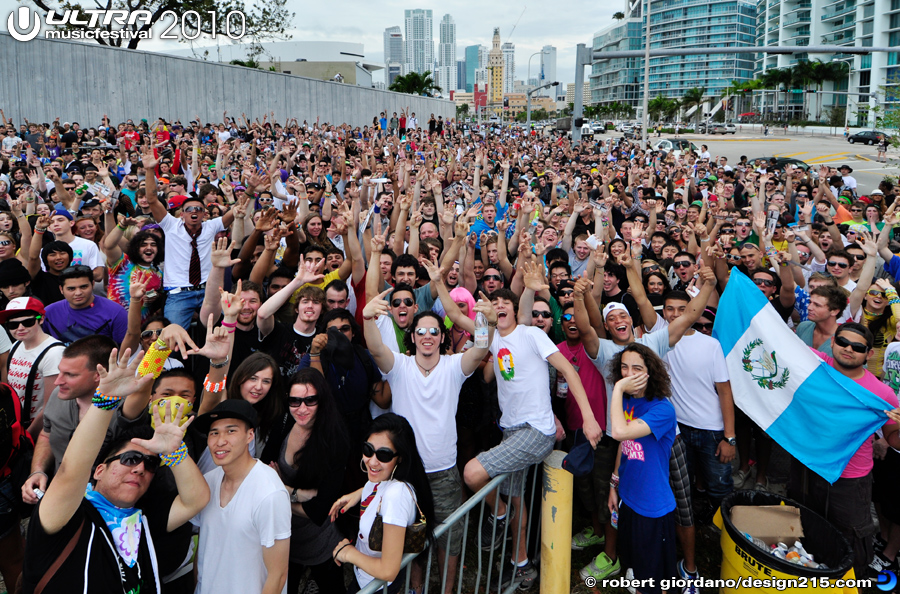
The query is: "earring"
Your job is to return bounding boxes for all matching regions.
[360,458,367,473]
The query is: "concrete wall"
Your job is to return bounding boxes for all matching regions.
[0,32,453,128]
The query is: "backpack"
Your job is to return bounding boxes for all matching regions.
[0,382,32,480]
[7,339,65,425]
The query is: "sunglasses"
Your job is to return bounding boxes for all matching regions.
[753,278,775,287]
[391,297,414,307]
[561,313,574,322]
[5,316,40,330]
[834,335,868,354]
[141,328,163,340]
[827,261,849,269]
[532,310,552,319]
[362,441,399,463]
[330,324,352,333]
[692,322,714,331]
[559,290,574,297]
[735,221,751,227]
[643,265,661,273]
[673,261,693,269]
[105,450,160,473]
[726,254,742,262]
[0,240,13,247]
[482,274,503,282]
[415,327,441,336]
[867,289,886,298]
[288,395,320,408]
[259,198,273,203]
[183,205,205,213]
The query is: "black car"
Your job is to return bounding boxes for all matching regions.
[747,157,818,180]
[847,130,891,145]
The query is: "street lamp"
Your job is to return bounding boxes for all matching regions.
[527,81,560,129]
[832,57,853,131]
[641,0,653,150]
[528,49,548,92]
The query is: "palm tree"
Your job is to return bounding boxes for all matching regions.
[389,71,442,97]
[613,11,626,20]
[807,60,829,121]
[456,103,470,120]
[791,60,817,120]
[682,87,706,129]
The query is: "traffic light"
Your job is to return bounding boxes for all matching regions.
[743,89,752,93]
[574,117,584,127]
[806,89,817,93]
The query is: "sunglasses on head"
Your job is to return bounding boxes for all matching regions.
[288,395,319,408]
[363,441,399,463]
[141,328,163,340]
[183,205,204,213]
[5,316,40,330]
[483,274,503,282]
[827,260,849,269]
[692,322,714,331]
[415,327,441,336]
[391,297,414,307]
[105,450,160,473]
[673,260,693,269]
[834,335,868,353]
[532,310,552,319]
[753,277,775,287]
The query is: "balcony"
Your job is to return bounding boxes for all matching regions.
[767,21,782,31]
[822,4,857,20]
[783,13,811,25]
[830,20,856,32]
[821,31,856,42]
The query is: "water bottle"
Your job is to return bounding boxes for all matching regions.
[474,311,489,348]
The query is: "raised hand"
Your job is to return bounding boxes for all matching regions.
[98,347,153,399]
[420,257,442,282]
[255,207,279,232]
[472,291,498,325]
[220,279,244,318]
[522,261,549,292]
[310,333,328,356]
[159,324,200,354]
[362,288,391,319]
[210,237,240,269]
[573,275,593,297]
[187,314,232,361]
[129,269,153,301]
[296,258,326,286]
[131,400,194,456]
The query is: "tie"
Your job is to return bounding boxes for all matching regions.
[188,227,201,286]
[360,483,378,518]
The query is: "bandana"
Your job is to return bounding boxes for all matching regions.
[85,483,143,567]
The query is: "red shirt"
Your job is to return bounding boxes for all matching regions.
[556,340,608,431]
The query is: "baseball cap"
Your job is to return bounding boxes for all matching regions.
[602,302,630,320]
[0,297,46,324]
[871,190,884,195]
[194,400,259,434]
[52,208,73,221]
[167,195,189,210]
[562,430,594,477]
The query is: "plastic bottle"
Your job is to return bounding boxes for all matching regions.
[743,532,768,550]
[474,311,489,348]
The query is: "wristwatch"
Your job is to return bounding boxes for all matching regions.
[724,436,737,447]
[290,488,299,504]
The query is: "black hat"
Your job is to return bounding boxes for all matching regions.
[840,164,853,173]
[0,259,31,289]
[562,430,594,477]
[194,400,259,434]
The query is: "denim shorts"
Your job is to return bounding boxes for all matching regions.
[428,467,463,556]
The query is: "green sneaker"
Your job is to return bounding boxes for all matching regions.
[571,527,605,550]
[579,552,621,581]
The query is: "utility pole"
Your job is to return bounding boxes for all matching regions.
[528,81,560,130]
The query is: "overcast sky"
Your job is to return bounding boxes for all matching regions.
[4,1,621,86]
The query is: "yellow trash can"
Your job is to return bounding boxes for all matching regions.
[712,491,859,594]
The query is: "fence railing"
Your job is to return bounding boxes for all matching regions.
[358,462,544,594]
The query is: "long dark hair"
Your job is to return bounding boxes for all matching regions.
[126,229,164,267]
[284,368,348,486]
[368,413,436,545]
[607,343,672,401]
[226,353,284,441]
[403,311,451,355]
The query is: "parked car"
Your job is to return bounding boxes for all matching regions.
[747,157,818,180]
[581,125,596,140]
[847,130,891,145]
[653,139,699,156]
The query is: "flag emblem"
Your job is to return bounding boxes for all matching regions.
[741,338,790,389]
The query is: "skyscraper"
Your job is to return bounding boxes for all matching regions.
[436,14,457,96]
[540,45,558,98]
[404,9,433,75]
[457,59,467,91]
[383,26,404,86]
[465,45,486,92]
[501,41,515,94]
[488,28,504,113]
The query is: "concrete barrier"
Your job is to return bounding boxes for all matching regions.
[0,32,454,127]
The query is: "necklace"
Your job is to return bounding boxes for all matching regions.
[415,356,440,377]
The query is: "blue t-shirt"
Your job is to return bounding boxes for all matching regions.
[618,395,677,518]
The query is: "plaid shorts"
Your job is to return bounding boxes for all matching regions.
[668,435,694,528]
[477,424,554,496]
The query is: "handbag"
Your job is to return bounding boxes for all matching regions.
[367,482,427,554]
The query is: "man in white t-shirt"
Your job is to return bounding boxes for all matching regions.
[45,210,104,282]
[363,286,496,594]
[0,297,62,437]
[462,288,602,590]
[192,400,291,594]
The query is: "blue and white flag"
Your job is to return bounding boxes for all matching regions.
[713,269,889,483]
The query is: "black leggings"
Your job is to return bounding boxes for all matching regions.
[288,559,346,594]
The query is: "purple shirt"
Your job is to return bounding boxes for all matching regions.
[44,295,128,345]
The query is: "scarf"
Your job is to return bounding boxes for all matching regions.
[392,319,408,354]
[85,484,143,567]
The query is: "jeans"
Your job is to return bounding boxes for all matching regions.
[678,424,734,506]
[164,289,205,331]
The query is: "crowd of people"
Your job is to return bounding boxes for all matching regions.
[0,109,899,594]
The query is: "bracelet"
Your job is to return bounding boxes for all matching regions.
[35,228,45,234]
[210,356,229,369]
[160,442,188,468]
[363,315,375,321]
[203,374,227,393]
[221,321,237,328]
[488,321,498,327]
[27,471,48,480]
[117,223,126,230]
[310,352,321,357]
[155,337,169,350]
[333,542,352,561]
[610,473,620,489]
[92,389,121,411]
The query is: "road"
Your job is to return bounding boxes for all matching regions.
[599,131,899,194]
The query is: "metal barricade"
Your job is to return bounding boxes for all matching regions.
[358,462,544,594]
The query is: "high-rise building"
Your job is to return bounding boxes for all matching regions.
[383,26,404,86]
[435,14,457,96]
[465,44,487,92]
[501,41,515,94]
[590,6,644,109]
[488,28,504,113]
[404,9,433,75]
[540,45,558,98]
[566,82,592,106]
[457,59,467,91]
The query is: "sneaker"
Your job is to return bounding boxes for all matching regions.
[491,559,538,591]
[480,512,507,551]
[678,559,701,594]
[870,551,897,573]
[579,552,621,581]
[572,527,605,550]
[754,479,769,492]
[875,534,888,554]
[625,568,636,594]
[732,469,751,489]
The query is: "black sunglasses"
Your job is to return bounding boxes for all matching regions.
[532,310,552,319]
[673,261,693,269]
[105,450,160,473]
[834,335,868,354]
[827,261,850,269]
[391,297,414,307]
[692,322,714,331]
[363,441,399,463]
[482,274,503,282]
[62,264,93,275]
[141,328,163,340]
[330,324,352,333]
[5,316,40,330]
[753,278,775,287]
[288,395,320,408]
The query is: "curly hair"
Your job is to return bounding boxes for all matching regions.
[403,311,451,355]
[607,343,672,401]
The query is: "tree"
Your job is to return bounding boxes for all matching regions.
[682,87,706,129]
[26,0,294,50]
[389,71,442,97]
[613,11,626,20]
[456,103,470,120]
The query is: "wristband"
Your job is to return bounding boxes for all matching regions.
[117,223,126,230]
[160,442,188,468]
[221,321,237,328]
[310,352,321,357]
[210,356,229,369]
[333,542,353,561]
[610,473,620,489]
[35,228,46,234]
[92,389,121,410]
[203,374,227,393]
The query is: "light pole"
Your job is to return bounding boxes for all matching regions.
[641,0,653,149]
[528,81,560,130]
[528,49,548,92]
[832,57,853,131]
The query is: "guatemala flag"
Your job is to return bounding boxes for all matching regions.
[713,269,890,483]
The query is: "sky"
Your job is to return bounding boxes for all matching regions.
[3,0,622,88]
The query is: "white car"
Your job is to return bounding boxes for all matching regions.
[653,139,699,157]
